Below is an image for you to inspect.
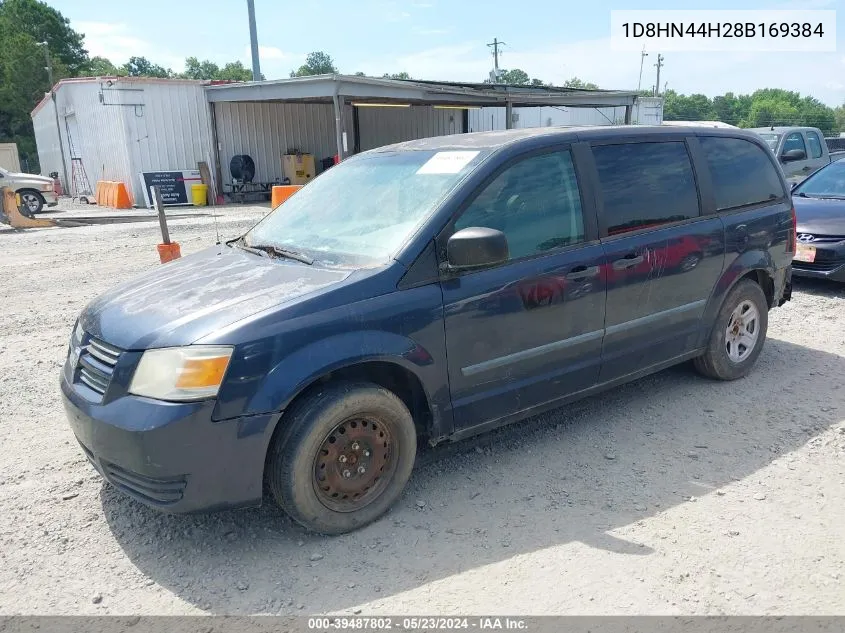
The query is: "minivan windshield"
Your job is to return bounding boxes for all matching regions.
[243,149,487,267]
[793,159,845,199]
[757,133,780,151]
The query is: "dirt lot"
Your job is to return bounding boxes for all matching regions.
[1,200,844,615]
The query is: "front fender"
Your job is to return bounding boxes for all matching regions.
[213,330,441,421]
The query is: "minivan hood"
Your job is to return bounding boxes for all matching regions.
[794,196,845,236]
[81,245,350,349]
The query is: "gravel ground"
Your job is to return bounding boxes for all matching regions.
[1,198,844,615]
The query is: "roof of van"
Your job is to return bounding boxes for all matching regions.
[369,125,763,153]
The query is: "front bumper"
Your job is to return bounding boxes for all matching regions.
[61,375,279,513]
[42,190,58,206]
[792,244,845,283]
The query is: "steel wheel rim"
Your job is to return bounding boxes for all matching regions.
[725,300,760,363]
[312,416,396,513]
[21,193,39,212]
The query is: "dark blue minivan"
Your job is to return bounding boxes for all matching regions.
[62,126,794,534]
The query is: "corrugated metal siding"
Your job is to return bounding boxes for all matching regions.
[125,82,214,203]
[31,79,213,205]
[215,102,341,184]
[468,98,664,131]
[357,106,465,151]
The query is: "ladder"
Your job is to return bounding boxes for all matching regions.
[65,118,94,204]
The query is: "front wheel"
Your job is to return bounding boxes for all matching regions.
[267,381,417,534]
[694,279,769,381]
[18,190,45,215]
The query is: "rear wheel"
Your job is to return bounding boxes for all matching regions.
[18,190,45,215]
[267,381,417,534]
[694,279,768,380]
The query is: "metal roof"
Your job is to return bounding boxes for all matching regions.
[204,74,638,108]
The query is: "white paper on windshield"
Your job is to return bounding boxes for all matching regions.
[416,151,480,175]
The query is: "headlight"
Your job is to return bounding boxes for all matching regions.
[41,183,54,192]
[129,346,233,401]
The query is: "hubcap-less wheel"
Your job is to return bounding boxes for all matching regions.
[313,417,395,513]
[725,300,759,363]
[21,193,41,213]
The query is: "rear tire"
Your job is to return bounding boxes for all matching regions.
[267,381,417,535]
[694,279,768,381]
[18,190,45,215]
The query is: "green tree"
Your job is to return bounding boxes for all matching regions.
[0,0,87,74]
[122,56,172,78]
[80,55,121,77]
[219,61,254,81]
[500,68,530,85]
[182,56,220,80]
[383,71,411,80]
[835,103,845,134]
[663,91,716,121]
[530,78,545,87]
[564,77,599,90]
[290,51,337,77]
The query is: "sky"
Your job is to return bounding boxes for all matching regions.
[50,0,845,106]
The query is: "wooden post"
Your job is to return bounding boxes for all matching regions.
[153,186,170,244]
[153,186,181,263]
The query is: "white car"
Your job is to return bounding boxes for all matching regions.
[0,167,58,215]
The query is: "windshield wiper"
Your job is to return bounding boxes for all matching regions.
[248,243,314,265]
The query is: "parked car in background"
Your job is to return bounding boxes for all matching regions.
[62,126,793,534]
[791,156,845,283]
[750,126,842,186]
[0,166,58,215]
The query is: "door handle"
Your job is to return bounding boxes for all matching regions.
[612,254,644,270]
[565,265,600,281]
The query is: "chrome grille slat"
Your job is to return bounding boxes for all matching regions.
[72,334,124,399]
[86,342,119,366]
[79,368,109,393]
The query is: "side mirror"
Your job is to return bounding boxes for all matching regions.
[446,227,509,270]
[781,148,806,162]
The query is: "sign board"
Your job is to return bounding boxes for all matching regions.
[139,170,202,208]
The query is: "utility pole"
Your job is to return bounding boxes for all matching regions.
[654,54,664,97]
[40,41,69,193]
[486,37,505,81]
[637,46,648,92]
[41,41,53,86]
[246,0,262,81]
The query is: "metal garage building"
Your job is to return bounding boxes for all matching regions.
[33,75,639,207]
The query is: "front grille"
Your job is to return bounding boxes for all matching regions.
[101,460,187,505]
[793,259,845,272]
[798,234,845,244]
[76,336,122,398]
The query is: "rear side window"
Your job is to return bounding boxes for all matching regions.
[455,150,585,260]
[700,137,784,211]
[592,141,699,236]
[806,131,823,159]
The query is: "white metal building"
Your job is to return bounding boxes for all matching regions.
[32,77,213,205]
[33,75,640,207]
[468,97,664,131]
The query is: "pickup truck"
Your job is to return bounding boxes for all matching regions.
[750,126,845,185]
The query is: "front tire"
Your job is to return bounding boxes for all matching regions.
[694,279,768,381]
[18,190,45,215]
[267,381,417,534]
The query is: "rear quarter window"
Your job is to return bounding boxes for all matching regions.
[699,137,785,211]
